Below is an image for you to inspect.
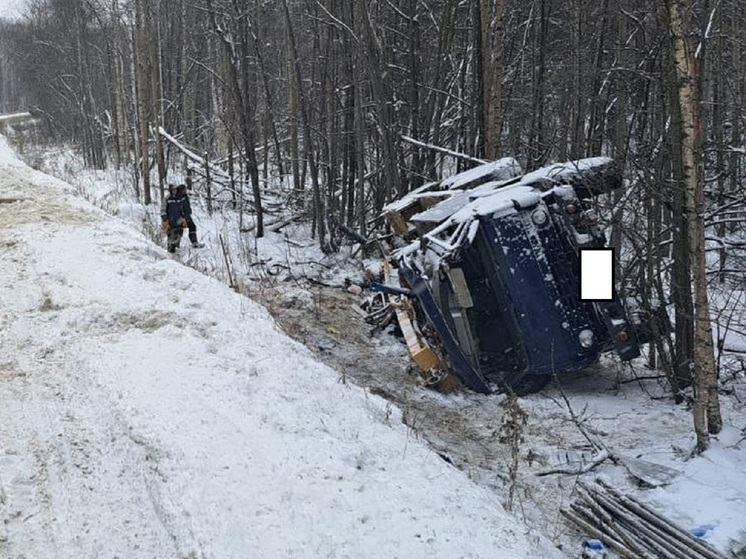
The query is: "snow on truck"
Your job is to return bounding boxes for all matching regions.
[367,156,645,394]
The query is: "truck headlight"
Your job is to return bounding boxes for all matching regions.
[531,209,548,226]
[579,329,594,348]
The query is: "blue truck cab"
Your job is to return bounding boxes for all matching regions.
[384,157,641,394]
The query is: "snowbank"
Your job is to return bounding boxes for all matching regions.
[0,134,562,558]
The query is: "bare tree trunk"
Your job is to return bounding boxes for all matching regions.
[569,0,586,160]
[712,11,727,283]
[668,80,694,397]
[665,0,722,452]
[528,0,548,169]
[356,3,400,204]
[134,0,152,204]
[480,0,504,159]
[286,15,301,196]
[114,44,129,170]
[250,2,284,180]
[729,2,743,240]
[584,0,610,157]
[108,0,128,170]
[180,0,196,147]
[281,0,328,251]
[321,0,339,248]
[353,48,367,236]
[207,0,264,237]
[421,0,458,180]
[151,6,166,199]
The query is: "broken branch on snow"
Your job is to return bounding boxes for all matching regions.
[535,449,611,477]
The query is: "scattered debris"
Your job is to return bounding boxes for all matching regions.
[616,454,680,488]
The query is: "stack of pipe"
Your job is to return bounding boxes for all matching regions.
[562,480,726,559]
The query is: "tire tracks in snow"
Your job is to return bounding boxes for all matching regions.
[0,170,190,558]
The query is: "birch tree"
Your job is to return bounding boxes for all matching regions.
[664,0,722,451]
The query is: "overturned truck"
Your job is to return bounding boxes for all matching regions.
[373,157,643,394]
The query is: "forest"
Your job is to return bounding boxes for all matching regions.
[0,0,744,452]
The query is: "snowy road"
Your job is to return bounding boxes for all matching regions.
[0,141,562,557]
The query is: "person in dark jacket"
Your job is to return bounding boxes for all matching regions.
[160,184,203,252]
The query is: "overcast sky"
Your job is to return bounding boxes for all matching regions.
[0,0,24,19]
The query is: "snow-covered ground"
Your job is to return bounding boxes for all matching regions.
[2,133,746,559]
[0,137,566,557]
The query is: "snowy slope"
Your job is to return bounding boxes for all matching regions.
[0,136,564,557]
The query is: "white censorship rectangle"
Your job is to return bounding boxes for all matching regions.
[579,248,614,301]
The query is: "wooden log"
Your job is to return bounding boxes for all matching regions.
[590,488,707,559]
[596,480,726,559]
[572,481,728,559]
[575,485,619,530]
[269,214,303,233]
[570,502,655,559]
[575,483,655,554]
[561,508,640,559]
[535,449,610,476]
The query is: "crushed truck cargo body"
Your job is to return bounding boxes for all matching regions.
[378,157,642,394]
